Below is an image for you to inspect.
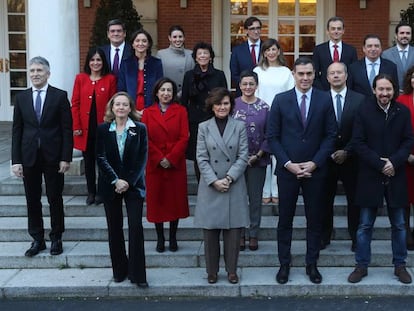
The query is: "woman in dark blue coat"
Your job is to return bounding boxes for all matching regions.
[96,91,148,288]
[117,28,163,120]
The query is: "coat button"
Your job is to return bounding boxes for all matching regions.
[227,159,230,162]
[229,146,232,149]
[214,160,218,163]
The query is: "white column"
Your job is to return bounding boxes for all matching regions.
[27,0,79,98]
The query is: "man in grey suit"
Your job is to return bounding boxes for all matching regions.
[382,22,414,92]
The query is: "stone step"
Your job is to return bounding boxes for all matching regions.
[0,266,413,299]
[0,216,396,242]
[0,175,199,196]
[0,240,411,270]
[0,195,355,217]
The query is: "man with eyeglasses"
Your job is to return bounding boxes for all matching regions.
[230,16,262,96]
[101,19,133,78]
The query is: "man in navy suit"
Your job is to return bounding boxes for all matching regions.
[321,62,365,252]
[268,57,337,284]
[230,16,262,96]
[348,34,399,97]
[382,22,414,92]
[11,56,73,257]
[101,19,133,77]
[312,16,358,91]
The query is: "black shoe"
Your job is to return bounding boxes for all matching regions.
[25,240,46,257]
[86,193,95,205]
[320,240,330,250]
[137,282,149,288]
[351,241,357,252]
[276,264,290,284]
[306,264,322,284]
[169,239,178,252]
[94,195,103,205]
[50,240,63,255]
[114,275,127,283]
[156,239,165,253]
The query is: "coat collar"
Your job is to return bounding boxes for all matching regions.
[207,117,236,159]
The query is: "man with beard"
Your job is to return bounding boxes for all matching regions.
[382,22,414,92]
[348,74,414,284]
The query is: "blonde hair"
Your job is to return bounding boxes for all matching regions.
[104,91,140,123]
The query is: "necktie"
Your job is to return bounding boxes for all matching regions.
[113,48,120,76]
[333,44,339,62]
[300,94,307,127]
[369,63,376,88]
[251,44,257,65]
[401,50,407,70]
[336,94,342,125]
[35,90,42,121]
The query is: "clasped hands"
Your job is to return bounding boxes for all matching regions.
[381,157,395,177]
[286,161,316,179]
[213,178,230,193]
[160,157,171,169]
[115,179,129,194]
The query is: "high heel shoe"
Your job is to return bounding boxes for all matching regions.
[169,239,178,252]
[156,239,165,253]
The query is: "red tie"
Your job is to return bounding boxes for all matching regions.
[333,44,339,62]
[251,44,257,65]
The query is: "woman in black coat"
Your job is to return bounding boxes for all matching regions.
[181,42,227,180]
[96,91,148,288]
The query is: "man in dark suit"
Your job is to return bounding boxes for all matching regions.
[348,34,399,97]
[313,16,358,90]
[268,57,337,284]
[11,56,73,257]
[230,16,262,96]
[382,22,414,92]
[101,19,133,77]
[348,74,413,284]
[321,62,365,252]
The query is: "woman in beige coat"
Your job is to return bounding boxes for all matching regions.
[194,87,249,285]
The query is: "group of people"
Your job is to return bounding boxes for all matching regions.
[10,15,414,288]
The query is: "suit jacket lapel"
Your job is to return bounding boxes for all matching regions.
[208,118,231,159]
[222,118,236,146]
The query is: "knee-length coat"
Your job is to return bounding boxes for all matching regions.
[194,117,249,229]
[141,103,190,222]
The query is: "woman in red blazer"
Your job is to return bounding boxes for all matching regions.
[71,47,117,205]
[396,65,414,250]
[141,77,189,252]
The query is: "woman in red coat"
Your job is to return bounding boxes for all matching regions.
[396,65,414,250]
[141,77,189,252]
[71,47,117,205]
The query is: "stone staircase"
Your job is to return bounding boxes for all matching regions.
[0,166,413,298]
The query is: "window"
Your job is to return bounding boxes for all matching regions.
[230,0,317,67]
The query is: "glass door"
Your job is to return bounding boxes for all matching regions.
[230,0,317,68]
[0,0,27,121]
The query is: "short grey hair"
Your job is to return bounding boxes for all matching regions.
[29,56,50,72]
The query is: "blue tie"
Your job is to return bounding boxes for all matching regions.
[336,94,342,125]
[369,63,376,88]
[35,90,42,121]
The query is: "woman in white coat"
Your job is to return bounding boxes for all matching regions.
[194,87,249,285]
[254,38,295,204]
